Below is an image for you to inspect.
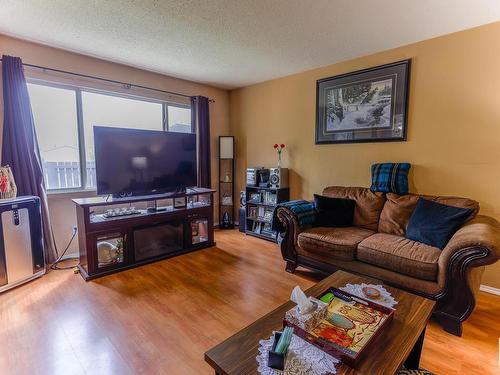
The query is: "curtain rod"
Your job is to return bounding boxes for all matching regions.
[0,58,215,103]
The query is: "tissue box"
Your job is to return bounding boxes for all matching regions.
[284,297,328,332]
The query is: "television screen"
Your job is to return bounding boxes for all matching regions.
[94,126,197,196]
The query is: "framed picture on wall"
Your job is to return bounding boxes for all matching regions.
[315,59,411,144]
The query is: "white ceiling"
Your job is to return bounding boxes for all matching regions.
[1,0,500,89]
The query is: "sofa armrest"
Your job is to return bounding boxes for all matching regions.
[439,215,500,276]
[276,206,315,272]
[276,206,302,245]
[434,215,500,335]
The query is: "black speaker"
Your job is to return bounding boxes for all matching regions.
[240,191,246,208]
[269,167,289,188]
[238,208,246,232]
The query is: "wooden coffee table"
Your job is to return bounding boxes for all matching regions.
[205,270,435,375]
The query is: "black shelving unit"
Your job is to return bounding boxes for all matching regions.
[219,136,235,229]
[245,186,289,242]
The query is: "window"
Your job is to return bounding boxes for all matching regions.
[167,105,192,133]
[28,84,81,190]
[27,82,193,191]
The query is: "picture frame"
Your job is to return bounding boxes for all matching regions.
[248,206,258,219]
[315,59,411,144]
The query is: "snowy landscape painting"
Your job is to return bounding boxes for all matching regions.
[325,78,394,132]
[316,60,410,144]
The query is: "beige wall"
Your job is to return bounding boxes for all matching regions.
[1,24,499,288]
[230,22,500,289]
[0,34,230,257]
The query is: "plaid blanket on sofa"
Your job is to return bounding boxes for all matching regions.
[271,200,316,232]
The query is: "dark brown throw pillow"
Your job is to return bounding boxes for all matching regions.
[313,194,355,228]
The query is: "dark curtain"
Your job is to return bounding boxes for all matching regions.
[191,96,211,188]
[2,55,58,263]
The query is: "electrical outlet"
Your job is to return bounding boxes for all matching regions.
[73,226,78,233]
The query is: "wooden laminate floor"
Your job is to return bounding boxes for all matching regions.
[1,230,499,375]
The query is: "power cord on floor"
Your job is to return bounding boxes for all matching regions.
[50,227,79,270]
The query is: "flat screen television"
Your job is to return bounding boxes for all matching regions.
[94,126,197,197]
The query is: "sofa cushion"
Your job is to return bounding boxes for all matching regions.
[322,186,386,231]
[298,226,375,261]
[357,233,441,281]
[313,194,355,228]
[378,193,479,236]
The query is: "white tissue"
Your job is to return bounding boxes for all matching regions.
[290,286,315,315]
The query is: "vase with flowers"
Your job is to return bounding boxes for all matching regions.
[273,143,285,167]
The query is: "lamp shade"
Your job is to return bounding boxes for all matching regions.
[219,136,234,159]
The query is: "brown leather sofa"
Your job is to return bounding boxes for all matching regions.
[277,186,500,336]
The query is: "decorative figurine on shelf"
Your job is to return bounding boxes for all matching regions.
[97,241,121,265]
[222,211,231,228]
[191,222,199,236]
[115,239,124,262]
[222,193,233,206]
[273,143,286,167]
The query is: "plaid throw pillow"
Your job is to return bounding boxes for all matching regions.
[370,163,411,195]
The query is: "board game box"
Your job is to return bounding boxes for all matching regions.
[283,287,395,367]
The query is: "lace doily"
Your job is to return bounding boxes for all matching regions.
[339,283,398,308]
[256,332,339,375]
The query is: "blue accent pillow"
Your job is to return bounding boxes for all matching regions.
[370,163,411,195]
[406,198,473,249]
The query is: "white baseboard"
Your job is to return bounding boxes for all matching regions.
[480,284,500,296]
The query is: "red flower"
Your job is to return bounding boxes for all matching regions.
[273,144,279,148]
[280,144,285,148]
[0,175,7,193]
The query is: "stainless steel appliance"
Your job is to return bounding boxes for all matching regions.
[0,196,45,293]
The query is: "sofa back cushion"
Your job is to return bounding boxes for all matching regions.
[322,186,386,231]
[379,192,479,236]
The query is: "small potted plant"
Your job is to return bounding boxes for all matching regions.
[273,143,285,167]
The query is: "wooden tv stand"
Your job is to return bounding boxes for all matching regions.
[73,188,215,280]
